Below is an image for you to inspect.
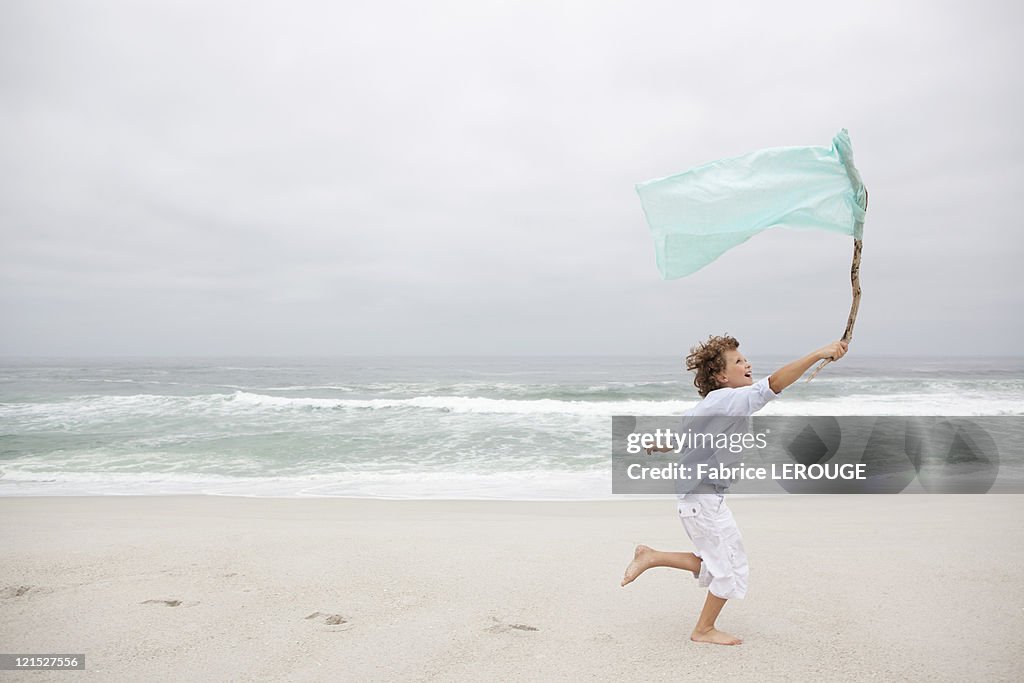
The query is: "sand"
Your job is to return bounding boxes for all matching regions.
[1,495,1022,682]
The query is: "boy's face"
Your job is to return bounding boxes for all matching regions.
[717,349,753,389]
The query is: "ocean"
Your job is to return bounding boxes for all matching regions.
[2,356,1023,499]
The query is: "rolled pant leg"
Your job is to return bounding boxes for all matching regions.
[677,494,748,600]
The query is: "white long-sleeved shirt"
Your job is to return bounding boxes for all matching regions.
[678,376,780,494]
[684,376,779,418]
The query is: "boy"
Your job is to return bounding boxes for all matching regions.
[620,335,848,645]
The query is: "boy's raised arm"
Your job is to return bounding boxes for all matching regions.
[768,341,848,394]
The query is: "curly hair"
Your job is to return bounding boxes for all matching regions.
[686,334,740,398]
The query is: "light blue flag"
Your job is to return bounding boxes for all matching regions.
[636,129,867,279]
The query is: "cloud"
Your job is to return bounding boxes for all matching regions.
[1,0,1022,355]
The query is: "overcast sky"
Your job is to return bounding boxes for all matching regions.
[1,0,1021,357]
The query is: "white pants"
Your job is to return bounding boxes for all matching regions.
[677,493,748,600]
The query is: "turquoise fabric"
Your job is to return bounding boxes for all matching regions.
[636,129,867,279]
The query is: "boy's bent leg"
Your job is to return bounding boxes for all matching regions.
[621,544,702,586]
[691,592,742,645]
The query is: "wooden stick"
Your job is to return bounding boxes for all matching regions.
[807,238,862,382]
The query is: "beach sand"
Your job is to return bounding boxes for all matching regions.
[1,495,1022,682]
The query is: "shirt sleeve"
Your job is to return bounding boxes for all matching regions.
[719,376,779,416]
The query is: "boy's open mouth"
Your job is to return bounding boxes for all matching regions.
[744,372,752,378]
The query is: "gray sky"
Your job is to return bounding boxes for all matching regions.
[2,0,1022,356]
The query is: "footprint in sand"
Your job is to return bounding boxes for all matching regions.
[1,585,35,598]
[141,599,185,607]
[305,611,348,626]
[486,617,539,634]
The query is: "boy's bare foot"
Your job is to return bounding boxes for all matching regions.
[690,627,743,645]
[620,544,654,586]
